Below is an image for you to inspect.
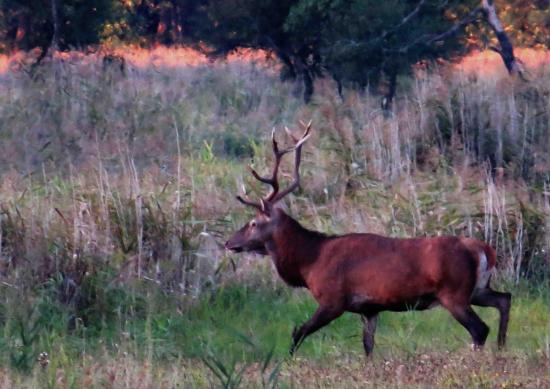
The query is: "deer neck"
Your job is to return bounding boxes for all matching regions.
[265,211,326,288]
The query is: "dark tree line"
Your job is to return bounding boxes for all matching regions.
[0,0,547,102]
[0,0,117,50]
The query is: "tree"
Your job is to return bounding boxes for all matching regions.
[0,0,531,102]
[1,0,53,52]
[480,0,523,76]
[467,0,549,50]
[110,0,193,45]
[189,0,322,103]
[287,0,528,106]
[191,0,525,106]
[506,0,550,49]
[286,0,484,107]
[0,0,118,55]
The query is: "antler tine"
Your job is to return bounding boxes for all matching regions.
[284,126,298,143]
[248,165,274,185]
[249,127,298,202]
[238,123,312,208]
[299,119,312,130]
[236,182,262,210]
[236,195,262,210]
[267,122,312,203]
[275,128,297,156]
[271,127,278,153]
[248,127,287,185]
[294,124,312,149]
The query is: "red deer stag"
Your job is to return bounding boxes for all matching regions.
[225,122,511,357]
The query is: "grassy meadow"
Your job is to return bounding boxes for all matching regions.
[0,47,549,387]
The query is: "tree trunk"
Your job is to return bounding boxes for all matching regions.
[336,78,343,100]
[302,68,314,104]
[481,0,523,76]
[294,58,314,103]
[50,0,60,50]
[381,70,397,113]
[276,50,297,81]
[29,0,61,74]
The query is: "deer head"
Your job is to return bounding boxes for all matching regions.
[225,121,312,254]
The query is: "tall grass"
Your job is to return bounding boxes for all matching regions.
[0,47,548,386]
[2,48,547,285]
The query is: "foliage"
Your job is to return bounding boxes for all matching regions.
[0,0,547,102]
[190,0,485,101]
[0,0,118,51]
[466,0,550,50]
[188,0,322,101]
[501,0,550,49]
[285,0,478,91]
[105,0,201,45]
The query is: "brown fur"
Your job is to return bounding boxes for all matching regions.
[225,124,511,357]
[226,208,512,356]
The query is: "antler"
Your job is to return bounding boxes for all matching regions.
[238,121,311,209]
[236,184,263,211]
[269,121,311,203]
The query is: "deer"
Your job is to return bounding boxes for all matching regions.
[225,122,512,357]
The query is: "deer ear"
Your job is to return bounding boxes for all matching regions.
[260,199,272,216]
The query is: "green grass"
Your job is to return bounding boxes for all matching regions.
[1,279,548,387]
[3,277,548,363]
[142,282,550,360]
[176,285,546,361]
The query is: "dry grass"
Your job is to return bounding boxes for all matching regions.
[0,45,276,73]
[0,44,548,290]
[0,349,548,388]
[0,46,548,387]
[456,48,550,78]
[1,46,548,75]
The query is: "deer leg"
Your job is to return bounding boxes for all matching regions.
[290,306,343,356]
[361,313,378,357]
[471,289,511,349]
[444,303,490,348]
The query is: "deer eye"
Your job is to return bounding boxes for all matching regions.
[250,220,257,228]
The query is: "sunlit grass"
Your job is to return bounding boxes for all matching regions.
[1,46,548,76]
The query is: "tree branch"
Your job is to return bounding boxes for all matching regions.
[333,0,429,50]
[379,0,427,42]
[395,6,483,53]
[481,0,524,76]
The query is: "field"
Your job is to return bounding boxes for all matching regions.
[0,47,549,388]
